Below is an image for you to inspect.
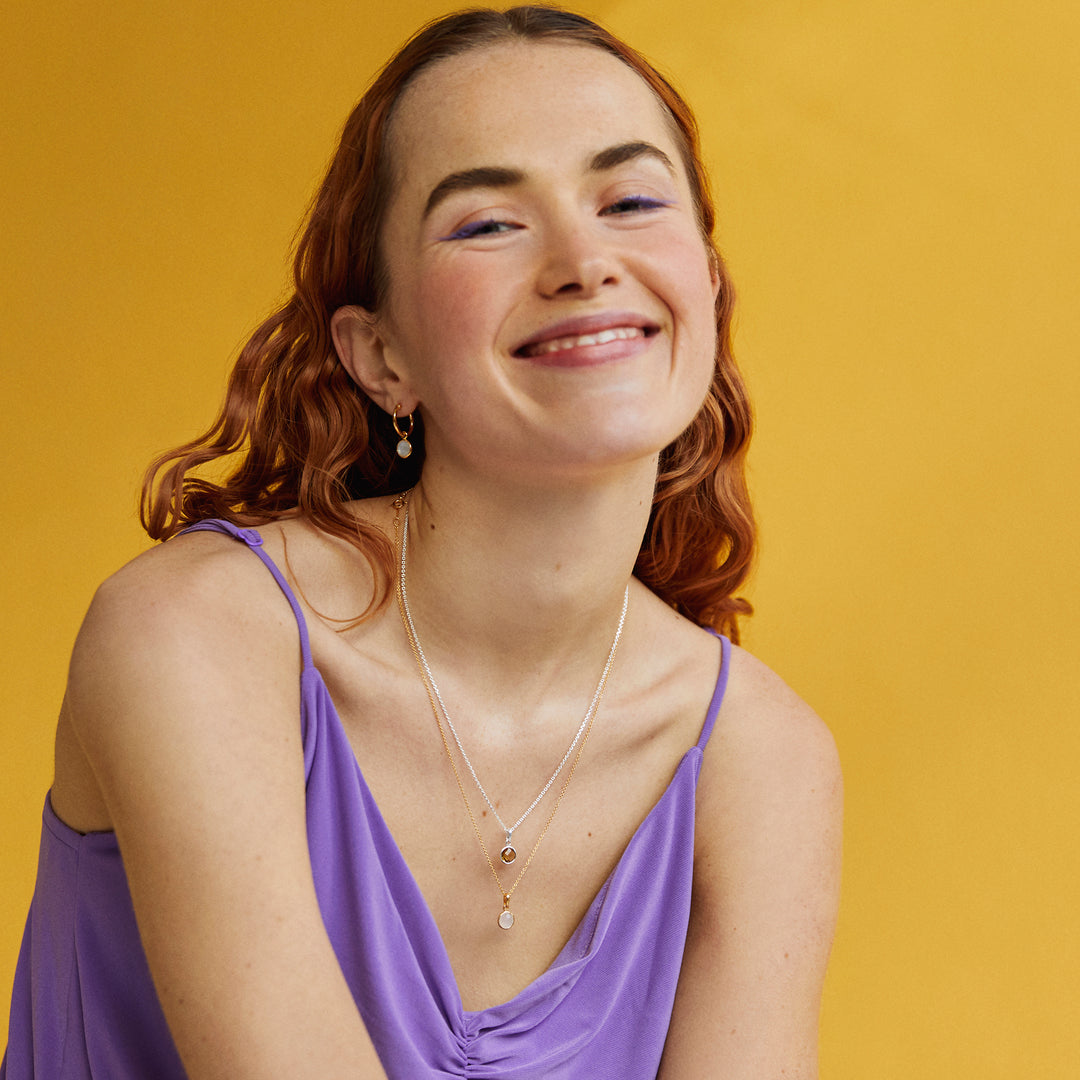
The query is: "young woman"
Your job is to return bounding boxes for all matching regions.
[3,7,841,1078]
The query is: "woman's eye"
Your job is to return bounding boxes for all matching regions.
[601,195,674,216]
[441,219,519,241]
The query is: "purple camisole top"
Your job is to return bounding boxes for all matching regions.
[2,520,731,1079]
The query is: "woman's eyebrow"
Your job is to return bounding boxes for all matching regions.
[421,142,674,220]
[588,140,675,174]
[423,166,524,219]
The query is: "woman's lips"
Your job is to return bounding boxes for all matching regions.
[520,325,646,357]
[513,316,659,367]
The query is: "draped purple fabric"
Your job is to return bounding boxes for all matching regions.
[3,520,730,1079]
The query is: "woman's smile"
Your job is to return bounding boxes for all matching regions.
[512,312,660,366]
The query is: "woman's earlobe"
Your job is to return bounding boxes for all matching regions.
[330,305,418,414]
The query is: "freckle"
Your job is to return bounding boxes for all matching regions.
[784,952,789,958]
[587,831,593,837]
[481,809,487,817]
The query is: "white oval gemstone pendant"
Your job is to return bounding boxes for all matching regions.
[498,908,515,930]
[396,439,412,459]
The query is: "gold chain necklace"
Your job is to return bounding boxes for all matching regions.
[392,493,626,930]
[399,498,628,866]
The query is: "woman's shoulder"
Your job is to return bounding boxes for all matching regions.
[722,642,835,739]
[54,524,309,833]
[91,522,284,614]
[697,638,842,884]
[67,523,306,746]
[671,641,842,1067]
[615,594,835,786]
[87,509,378,641]
[78,499,395,679]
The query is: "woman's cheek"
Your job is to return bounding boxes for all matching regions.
[417,260,515,344]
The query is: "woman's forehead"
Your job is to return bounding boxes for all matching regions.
[386,41,679,188]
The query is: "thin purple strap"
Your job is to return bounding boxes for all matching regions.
[178,520,313,671]
[696,633,731,750]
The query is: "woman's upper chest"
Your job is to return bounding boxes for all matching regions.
[305,606,720,1010]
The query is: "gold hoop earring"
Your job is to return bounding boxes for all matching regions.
[392,403,414,459]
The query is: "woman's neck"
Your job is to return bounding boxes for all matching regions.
[395,459,656,711]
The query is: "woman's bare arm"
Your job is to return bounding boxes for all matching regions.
[659,645,843,1080]
[63,534,388,1080]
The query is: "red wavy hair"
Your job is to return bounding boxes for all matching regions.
[141,5,755,638]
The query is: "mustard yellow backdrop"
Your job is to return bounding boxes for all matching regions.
[3,0,1077,1072]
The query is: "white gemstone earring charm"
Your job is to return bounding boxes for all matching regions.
[392,403,414,458]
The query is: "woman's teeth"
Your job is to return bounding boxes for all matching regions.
[523,326,644,357]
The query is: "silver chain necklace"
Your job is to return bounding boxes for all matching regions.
[398,499,629,865]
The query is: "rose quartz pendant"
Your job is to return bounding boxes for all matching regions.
[498,895,514,930]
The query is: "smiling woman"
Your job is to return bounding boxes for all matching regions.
[333,39,722,493]
[2,7,841,1080]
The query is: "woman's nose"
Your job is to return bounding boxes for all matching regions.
[535,221,619,298]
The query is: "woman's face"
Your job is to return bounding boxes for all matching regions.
[369,41,719,483]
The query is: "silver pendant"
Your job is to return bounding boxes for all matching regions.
[499,831,517,865]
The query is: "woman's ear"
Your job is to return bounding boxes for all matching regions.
[331,305,420,414]
[708,249,722,302]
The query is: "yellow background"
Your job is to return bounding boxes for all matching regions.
[2,0,1077,1072]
